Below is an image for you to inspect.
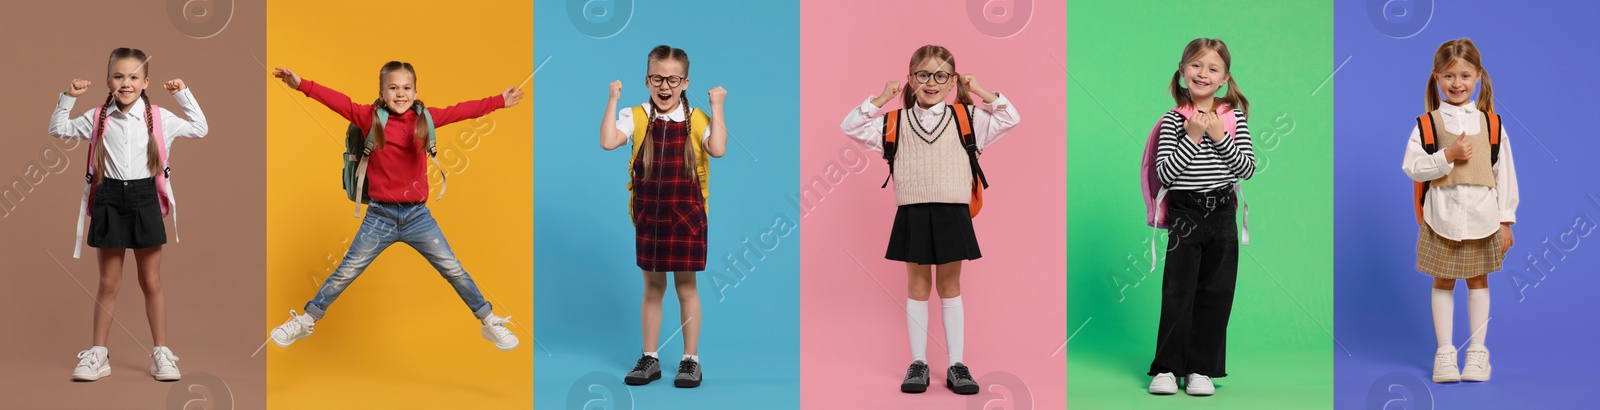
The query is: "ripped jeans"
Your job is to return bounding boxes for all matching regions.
[304,201,492,320]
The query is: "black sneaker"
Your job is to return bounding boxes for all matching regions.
[901,360,930,393]
[946,363,979,395]
[673,359,702,388]
[623,355,661,385]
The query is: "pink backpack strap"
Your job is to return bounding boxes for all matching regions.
[150,104,177,244]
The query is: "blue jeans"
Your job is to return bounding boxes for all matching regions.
[304,201,493,320]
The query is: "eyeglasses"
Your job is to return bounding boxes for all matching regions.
[912,70,954,85]
[646,75,686,88]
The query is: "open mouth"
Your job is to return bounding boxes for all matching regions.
[656,91,672,103]
[1191,79,1212,89]
[921,88,939,97]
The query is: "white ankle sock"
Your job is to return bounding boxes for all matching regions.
[907,298,929,362]
[644,351,658,359]
[682,354,698,363]
[1468,288,1489,348]
[942,296,965,365]
[1432,288,1453,347]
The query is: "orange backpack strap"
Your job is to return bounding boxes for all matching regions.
[952,104,987,217]
[1413,113,1437,226]
[880,110,901,188]
[1486,112,1501,165]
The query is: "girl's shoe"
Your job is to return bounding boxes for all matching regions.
[480,314,518,351]
[1432,346,1461,383]
[151,346,181,381]
[270,310,315,347]
[673,359,702,388]
[1461,347,1491,382]
[901,361,930,393]
[946,363,980,395]
[623,355,661,385]
[1185,374,1215,396]
[1148,372,1178,395]
[71,347,110,381]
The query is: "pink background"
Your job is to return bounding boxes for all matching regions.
[799,1,1065,408]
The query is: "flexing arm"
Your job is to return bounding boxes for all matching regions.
[47,79,95,140]
[601,80,628,150]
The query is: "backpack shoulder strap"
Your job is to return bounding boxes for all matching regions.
[1486,112,1502,165]
[1416,112,1438,154]
[149,104,178,243]
[880,109,901,188]
[629,105,649,160]
[688,107,711,204]
[74,106,107,259]
[951,104,988,189]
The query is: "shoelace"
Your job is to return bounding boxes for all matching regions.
[1435,352,1458,371]
[279,310,309,335]
[906,364,928,379]
[487,315,514,338]
[76,349,102,368]
[1464,351,1487,367]
[950,365,973,382]
[678,360,698,375]
[633,356,658,373]
[154,350,179,369]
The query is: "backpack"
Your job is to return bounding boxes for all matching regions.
[1412,111,1501,225]
[343,103,446,217]
[879,104,988,217]
[626,105,710,224]
[1139,104,1250,269]
[74,105,177,259]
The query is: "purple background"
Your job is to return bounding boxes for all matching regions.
[1336,0,1600,408]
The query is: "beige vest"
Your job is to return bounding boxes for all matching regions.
[893,111,972,205]
[1430,111,1496,189]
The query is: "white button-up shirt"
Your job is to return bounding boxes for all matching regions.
[1401,100,1518,241]
[48,89,208,180]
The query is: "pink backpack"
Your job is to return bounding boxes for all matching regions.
[1139,103,1249,268]
[74,105,178,258]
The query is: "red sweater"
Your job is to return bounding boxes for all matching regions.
[297,79,504,202]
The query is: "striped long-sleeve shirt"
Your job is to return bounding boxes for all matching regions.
[1155,109,1255,191]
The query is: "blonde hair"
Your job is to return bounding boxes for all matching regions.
[1169,38,1249,116]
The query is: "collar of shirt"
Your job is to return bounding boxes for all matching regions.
[909,101,947,122]
[108,97,149,121]
[1438,100,1477,118]
[637,102,690,121]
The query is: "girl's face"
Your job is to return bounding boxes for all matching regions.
[907,57,955,108]
[381,70,418,113]
[1181,49,1230,100]
[646,59,688,111]
[1435,58,1478,107]
[106,57,149,108]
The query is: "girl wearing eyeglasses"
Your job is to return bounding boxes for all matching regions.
[599,45,729,388]
[839,44,1020,395]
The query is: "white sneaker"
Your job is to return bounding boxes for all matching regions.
[1148,372,1178,395]
[481,314,518,351]
[72,346,110,381]
[1461,346,1491,382]
[151,346,181,381]
[1185,374,1215,396]
[270,310,316,347]
[1432,346,1461,383]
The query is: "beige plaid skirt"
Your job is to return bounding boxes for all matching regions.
[1416,223,1503,279]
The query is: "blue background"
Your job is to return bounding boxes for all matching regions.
[1336,1,1600,408]
[533,1,800,409]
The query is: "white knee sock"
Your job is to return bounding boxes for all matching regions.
[1468,288,1489,348]
[1431,288,1453,348]
[907,298,929,362]
[942,296,965,365]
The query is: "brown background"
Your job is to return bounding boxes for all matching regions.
[0,1,265,408]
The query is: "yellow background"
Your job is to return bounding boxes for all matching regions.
[266,1,531,408]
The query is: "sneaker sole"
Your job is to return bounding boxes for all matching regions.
[947,380,979,395]
[1432,374,1460,383]
[674,378,701,388]
[72,367,110,381]
[1186,388,1215,396]
[271,334,304,348]
[901,382,928,393]
[624,371,661,385]
[1149,386,1177,395]
[152,369,181,381]
[1462,368,1491,382]
[482,329,518,351]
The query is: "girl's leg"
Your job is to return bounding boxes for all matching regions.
[1188,227,1240,376]
[935,262,965,365]
[1432,278,1456,348]
[133,246,165,346]
[400,206,492,319]
[93,248,127,346]
[641,271,668,353]
[906,263,933,363]
[305,206,399,320]
[1464,275,1489,348]
[1149,229,1203,376]
[674,272,701,357]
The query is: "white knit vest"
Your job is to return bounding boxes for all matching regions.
[893,110,972,205]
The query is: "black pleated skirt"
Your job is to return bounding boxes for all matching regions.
[87,177,167,249]
[885,203,982,265]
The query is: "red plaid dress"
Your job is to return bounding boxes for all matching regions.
[632,118,708,272]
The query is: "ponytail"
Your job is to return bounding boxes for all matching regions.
[1476,69,1494,113]
[91,92,114,185]
[1222,77,1249,117]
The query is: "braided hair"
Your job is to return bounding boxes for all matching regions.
[639,45,698,183]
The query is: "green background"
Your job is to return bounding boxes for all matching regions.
[1067,1,1334,408]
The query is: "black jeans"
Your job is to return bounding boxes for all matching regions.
[1149,189,1240,377]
